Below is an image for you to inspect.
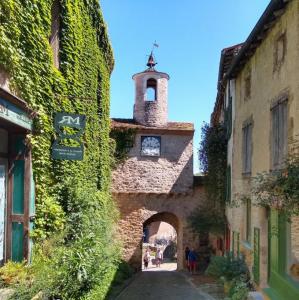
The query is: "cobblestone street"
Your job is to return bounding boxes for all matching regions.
[115,263,224,300]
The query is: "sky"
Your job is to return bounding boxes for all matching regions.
[101,0,270,173]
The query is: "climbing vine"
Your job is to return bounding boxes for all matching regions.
[199,122,228,206]
[110,128,136,167]
[188,122,227,235]
[0,1,120,299]
[251,140,299,219]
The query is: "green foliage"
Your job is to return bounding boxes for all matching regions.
[10,188,121,300]
[105,260,134,300]
[251,142,299,219]
[226,278,250,300]
[206,254,251,300]
[189,122,227,235]
[206,254,249,282]
[32,195,65,240]
[0,0,120,298]
[0,261,32,287]
[110,128,136,166]
[199,122,228,205]
[188,204,226,235]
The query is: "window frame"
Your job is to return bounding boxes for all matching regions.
[270,96,288,170]
[242,119,253,175]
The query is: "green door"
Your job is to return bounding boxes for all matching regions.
[265,209,299,300]
[8,135,31,262]
[0,161,7,264]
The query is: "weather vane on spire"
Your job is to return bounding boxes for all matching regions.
[146,41,159,70]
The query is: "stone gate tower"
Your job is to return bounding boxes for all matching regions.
[111,54,205,270]
[133,53,169,127]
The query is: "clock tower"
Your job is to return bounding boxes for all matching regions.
[133,52,169,127]
[111,53,204,271]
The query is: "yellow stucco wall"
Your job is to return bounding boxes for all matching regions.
[227,0,299,287]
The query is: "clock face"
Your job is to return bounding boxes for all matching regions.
[141,136,161,156]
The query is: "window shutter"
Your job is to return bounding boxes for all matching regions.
[226,97,232,138]
[272,106,279,167]
[279,102,287,165]
[247,124,252,173]
[272,101,287,168]
[242,127,247,172]
[242,124,252,174]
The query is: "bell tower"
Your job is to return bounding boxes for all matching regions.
[133,52,170,127]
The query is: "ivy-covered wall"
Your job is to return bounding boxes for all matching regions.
[0,0,119,299]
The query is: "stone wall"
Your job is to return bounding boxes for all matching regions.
[113,185,206,270]
[112,132,193,193]
[133,71,169,127]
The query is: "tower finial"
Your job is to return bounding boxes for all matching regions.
[146,42,159,70]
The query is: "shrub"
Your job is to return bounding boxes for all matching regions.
[206,254,249,282]
[0,261,32,287]
[205,255,228,279]
[226,278,250,300]
[206,254,251,300]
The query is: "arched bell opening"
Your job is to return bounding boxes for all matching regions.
[146,78,157,101]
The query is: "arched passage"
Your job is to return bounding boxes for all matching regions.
[142,212,183,271]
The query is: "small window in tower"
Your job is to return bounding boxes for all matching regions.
[146,78,157,101]
[49,0,61,69]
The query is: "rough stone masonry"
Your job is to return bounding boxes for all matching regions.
[111,60,207,270]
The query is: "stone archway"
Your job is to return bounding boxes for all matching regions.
[114,190,204,271]
[142,212,181,270]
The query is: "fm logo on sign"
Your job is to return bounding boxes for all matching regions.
[52,112,86,160]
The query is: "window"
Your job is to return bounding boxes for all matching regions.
[146,78,157,101]
[246,198,251,243]
[225,96,232,139]
[271,100,288,168]
[49,0,61,68]
[274,32,286,72]
[242,121,252,174]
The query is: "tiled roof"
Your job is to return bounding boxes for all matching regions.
[111,118,194,131]
[211,44,243,125]
[226,0,289,79]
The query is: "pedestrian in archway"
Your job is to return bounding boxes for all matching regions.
[155,248,163,267]
[143,248,151,269]
[185,246,190,271]
[188,248,197,275]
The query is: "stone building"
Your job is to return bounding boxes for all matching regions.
[0,0,114,270]
[111,55,205,270]
[212,0,299,299]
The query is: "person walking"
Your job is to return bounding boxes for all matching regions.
[143,249,151,269]
[185,246,190,270]
[188,248,197,275]
[155,248,163,267]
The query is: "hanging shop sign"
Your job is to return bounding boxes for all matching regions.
[51,112,86,160]
[0,97,32,130]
